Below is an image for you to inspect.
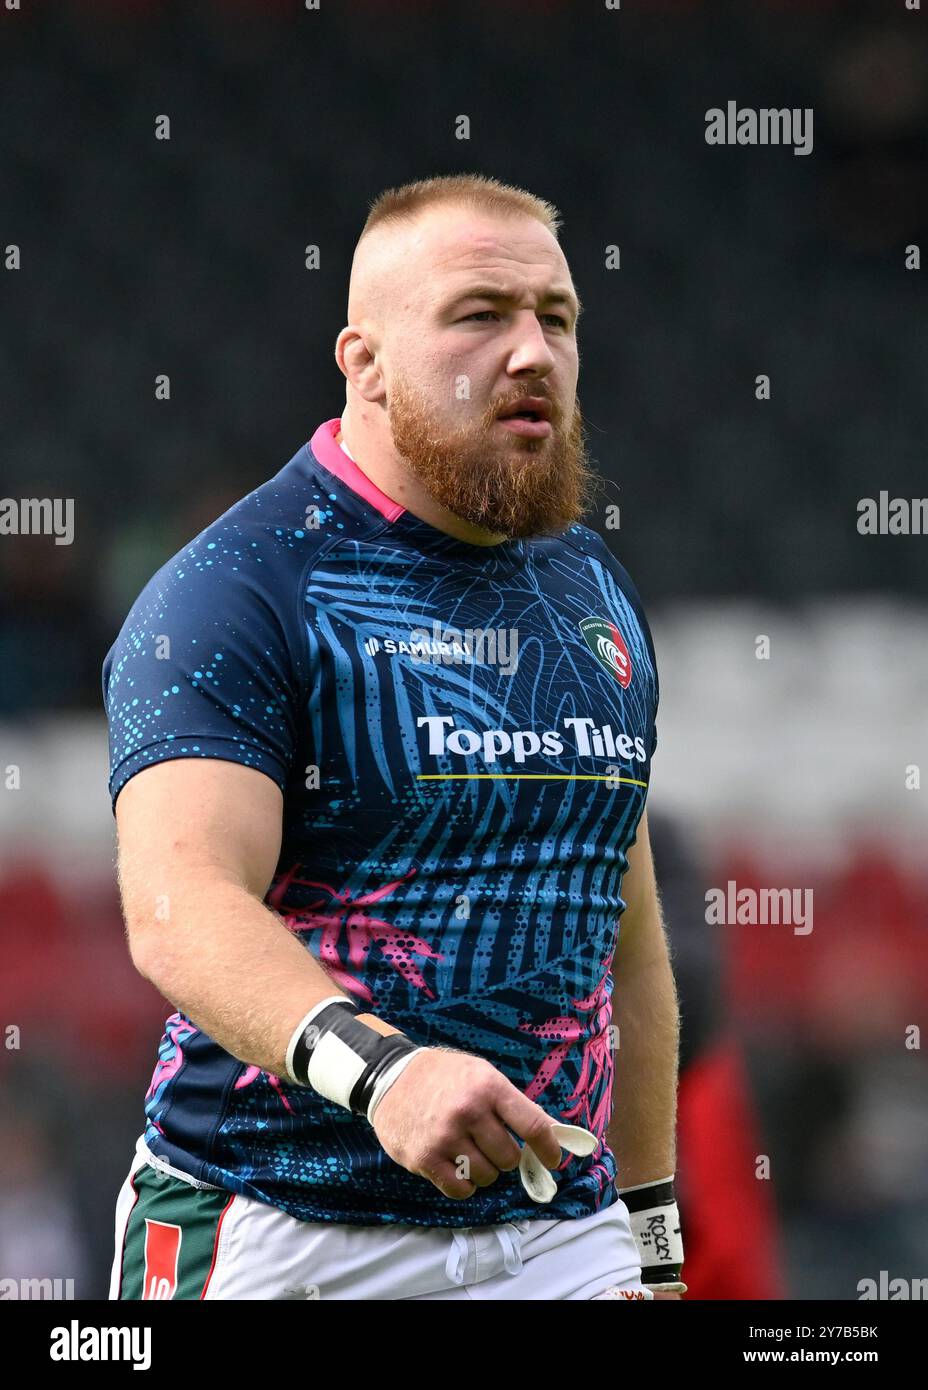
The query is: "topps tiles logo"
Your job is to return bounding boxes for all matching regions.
[416,715,648,766]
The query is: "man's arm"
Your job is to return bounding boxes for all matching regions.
[605,808,680,1187]
[115,758,398,1079]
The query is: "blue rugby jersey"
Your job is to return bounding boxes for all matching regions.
[102,417,659,1228]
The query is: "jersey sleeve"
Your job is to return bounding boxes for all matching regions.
[102,528,310,811]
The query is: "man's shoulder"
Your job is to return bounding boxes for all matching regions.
[551,522,658,682]
[551,521,647,604]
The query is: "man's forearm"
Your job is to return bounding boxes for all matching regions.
[127,872,399,1078]
[605,947,680,1188]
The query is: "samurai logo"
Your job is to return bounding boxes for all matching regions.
[579,617,632,689]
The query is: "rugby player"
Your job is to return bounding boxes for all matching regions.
[103,174,684,1300]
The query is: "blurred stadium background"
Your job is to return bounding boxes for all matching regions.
[1,0,926,1299]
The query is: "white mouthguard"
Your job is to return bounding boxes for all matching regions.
[518,1123,598,1203]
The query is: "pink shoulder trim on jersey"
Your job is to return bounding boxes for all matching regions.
[308,418,406,523]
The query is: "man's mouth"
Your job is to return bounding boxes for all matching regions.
[496,397,553,438]
[496,416,553,438]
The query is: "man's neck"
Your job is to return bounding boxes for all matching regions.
[334,419,508,547]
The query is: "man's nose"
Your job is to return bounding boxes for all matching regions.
[505,314,558,376]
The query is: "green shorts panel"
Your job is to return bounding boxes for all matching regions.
[118,1164,235,1300]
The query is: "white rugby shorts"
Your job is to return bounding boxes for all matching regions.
[111,1133,653,1300]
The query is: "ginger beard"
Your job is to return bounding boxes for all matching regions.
[387,375,598,539]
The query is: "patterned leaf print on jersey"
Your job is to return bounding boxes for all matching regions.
[519,956,614,1141]
[145,1013,200,1138]
[234,1067,295,1113]
[146,1013,199,1106]
[267,861,444,1003]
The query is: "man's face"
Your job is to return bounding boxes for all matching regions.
[380,208,596,539]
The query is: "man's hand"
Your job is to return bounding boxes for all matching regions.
[370,1048,563,1199]
[651,1291,683,1300]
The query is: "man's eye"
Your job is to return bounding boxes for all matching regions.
[462,311,568,327]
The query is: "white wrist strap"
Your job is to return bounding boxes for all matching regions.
[623,1201,685,1269]
[286,996,424,1117]
[284,995,357,1086]
[618,1174,685,1284]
